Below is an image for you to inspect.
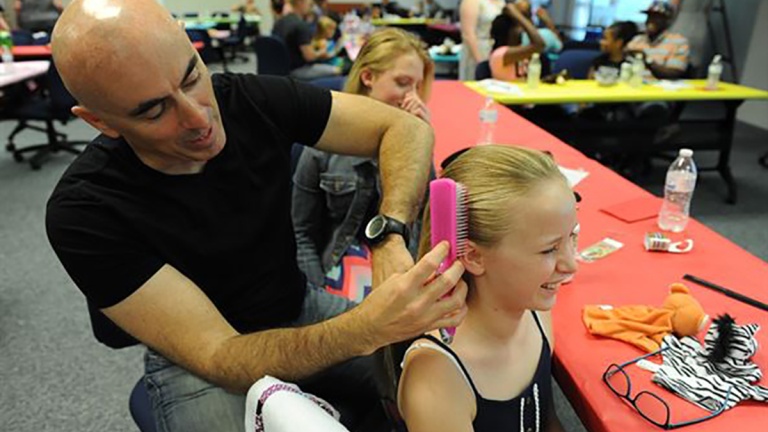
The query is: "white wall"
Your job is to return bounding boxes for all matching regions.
[737,0,768,129]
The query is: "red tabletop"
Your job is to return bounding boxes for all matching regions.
[428,81,768,432]
[12,41,205,59]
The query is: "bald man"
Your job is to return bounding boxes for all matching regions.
[45,1,467,431]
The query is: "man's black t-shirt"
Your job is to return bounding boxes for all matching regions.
[46,74,332,347]
[272,13,313,70]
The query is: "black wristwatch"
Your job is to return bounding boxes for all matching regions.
[364,214,410,246]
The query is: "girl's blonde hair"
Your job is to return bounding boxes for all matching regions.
[314,16,337,40]
[343,27,434,101]
[418,145,568,258]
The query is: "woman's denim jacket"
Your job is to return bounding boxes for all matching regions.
[291,147,423,286]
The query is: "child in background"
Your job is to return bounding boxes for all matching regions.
[588,21,638,79]
[488,3,545,81]
[398,145,578,432]
[312,16,344,68]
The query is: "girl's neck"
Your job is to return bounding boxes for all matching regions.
[459,281,528,344]
[609,50,625,63]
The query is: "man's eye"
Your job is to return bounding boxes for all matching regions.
[146,104,165,121]
[184,73,200,89]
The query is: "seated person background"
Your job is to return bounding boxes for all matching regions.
[272,0,340,80]
[488,3,544,81]
[626,0,689,80]
[514,1,563,57]
[588,21,638,79]
[398,145,579,432]
[15,0,62,33]
[231,0,260,14]
[418,0,445,19]
[312,16,344,69]
[579,21,639,123]
[293,28,434,300]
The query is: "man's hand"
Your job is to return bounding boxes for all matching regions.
[371,234,415,289]
[400,91,431,124]
[355,241,468,350]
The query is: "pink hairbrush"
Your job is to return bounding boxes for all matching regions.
[429,178,469,344]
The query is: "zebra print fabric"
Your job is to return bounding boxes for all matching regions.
[652,321,768,411]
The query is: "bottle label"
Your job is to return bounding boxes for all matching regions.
[479,109,498,123]
[666,172,696,192]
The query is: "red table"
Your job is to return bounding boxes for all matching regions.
[428,81,768,432]
[12,41,205,59]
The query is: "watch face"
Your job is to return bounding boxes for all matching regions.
[366,215,386,239]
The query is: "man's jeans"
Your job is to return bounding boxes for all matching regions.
[143,285,379,432]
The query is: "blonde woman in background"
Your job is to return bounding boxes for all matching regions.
[399,145,578,432]
[459,0,505,80]
[292,28,435,294]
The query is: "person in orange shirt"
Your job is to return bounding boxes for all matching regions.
[626,1,690,80]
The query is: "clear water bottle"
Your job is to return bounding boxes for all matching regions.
[658,149,698,232]
[477,97,497,146]
[527,53,541,89]
[630,53,644,88]
[620,62,632,83]
[0,31,14,74]
[705,54,723,90]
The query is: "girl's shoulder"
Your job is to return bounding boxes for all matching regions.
[398,337,477,426]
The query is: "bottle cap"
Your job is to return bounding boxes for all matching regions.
[679,148,693,158]
[532,53,540,60]
[712,54,722,64]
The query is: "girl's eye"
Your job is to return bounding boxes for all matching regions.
[541,246,558,255]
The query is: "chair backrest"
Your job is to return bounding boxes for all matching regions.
[552,49,601,79]
[46,61,79,122]
[475,60,491,80]
[254,36,291,76]
[11,29,34,45]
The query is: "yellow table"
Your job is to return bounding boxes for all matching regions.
[465,79,768,105]
[371,17,438,26]
[465,79,768,203]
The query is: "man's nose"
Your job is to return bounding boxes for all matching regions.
[178,95,208,130]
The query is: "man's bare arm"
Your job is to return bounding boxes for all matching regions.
[314,92,435,287]
[103,243,467,393]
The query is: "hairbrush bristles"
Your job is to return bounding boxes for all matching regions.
[429,178,469,344]
[430,179,470,273]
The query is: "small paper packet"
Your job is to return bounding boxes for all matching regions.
[644,232,694,253]
[578,237,623,263]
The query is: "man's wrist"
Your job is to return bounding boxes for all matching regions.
[370,232,406,250]
[338,305,383,356]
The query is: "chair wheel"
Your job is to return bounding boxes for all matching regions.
[13,152,24,162]
[30,161,42,170]
[6,143,15,152]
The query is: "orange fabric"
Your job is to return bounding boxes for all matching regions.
[584,305,675,352]
[583,283,706,352]
[428,81,768,432]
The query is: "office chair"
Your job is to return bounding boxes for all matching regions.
[3,61,89,170]
[186,28,220,65]
[220,14,251,67]
[254,36,291,76]
[551,48,600,79]
[129,377,157,432]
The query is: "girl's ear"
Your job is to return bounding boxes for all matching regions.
[460,240,486,277]
[361,68,374,88]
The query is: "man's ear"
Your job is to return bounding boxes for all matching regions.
[72,106,121,139]
[460,240,486,277]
